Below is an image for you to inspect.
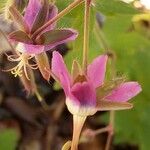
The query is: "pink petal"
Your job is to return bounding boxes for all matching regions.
[87,55,108,88]
[52,51,71,95]
[106,82,142,102]
[70,82,96,107]
[24,0,41,31]
[16,43,44,54]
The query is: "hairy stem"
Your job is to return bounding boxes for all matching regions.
[32,0,84,38]
[82,0,91,73]
[105,111,114,150]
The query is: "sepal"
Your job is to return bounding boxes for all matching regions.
[35,29,78,45]
[9,6,29,33]
[96,100,133,111]
[35,52,51,81]
[9,30,32,44]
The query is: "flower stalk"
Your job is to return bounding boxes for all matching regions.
[105,111,115,150]
[82,0,91,74]
[71,115,86,150]
[32,0,84,39]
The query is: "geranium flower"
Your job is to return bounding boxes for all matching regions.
[9,0,78,54]
[52,51,142,150]
[6,0,78,80]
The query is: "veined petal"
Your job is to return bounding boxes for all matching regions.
[35,29,78,46]
[87,55,108,88]
[16,43,44,54]
[71,82,96,107]
[106,82,142,102]
[24,0,41,30]
[52,51,71,95]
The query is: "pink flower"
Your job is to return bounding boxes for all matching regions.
[8,0,78,55]
[52,51,142,116]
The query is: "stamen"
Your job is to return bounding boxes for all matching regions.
[4,53,38,80]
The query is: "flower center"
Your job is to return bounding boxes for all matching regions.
[73,74,87,84]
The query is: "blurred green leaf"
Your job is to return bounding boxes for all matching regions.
[96,0,139,15]
[100,13,150,150]
[0,129,18,150]
[0,0,6,11]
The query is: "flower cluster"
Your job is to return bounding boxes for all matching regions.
[3,0,142,150]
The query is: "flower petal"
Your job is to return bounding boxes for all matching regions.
[87,55,108,88]
[106,82,142,102]
[35,29,78,46]
[71,82,96,107]
[52,51,71,95]
[24,0,41,30]
[16,43,44,54]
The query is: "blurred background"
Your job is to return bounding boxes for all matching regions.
[0,0,149,150]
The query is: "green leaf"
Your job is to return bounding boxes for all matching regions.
[101,13,150,150]
[96,0,139,15]
[0,0,7,11]
[0,129,19,150]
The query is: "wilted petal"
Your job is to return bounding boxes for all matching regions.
[96,100,133,111]
[24,0,41,30]
[87,55,108,88]
[106,82,142,102]
[52,51,71,95]
[71,82,96,107]
[35,29,78,46]
[16,43,44,54]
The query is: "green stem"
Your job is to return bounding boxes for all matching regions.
[82,0,91,73]
[105,111,114,150]
[32,0,84,39]
[35,88,49,110]
[71,115,86,150]
[94,22,110,52]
